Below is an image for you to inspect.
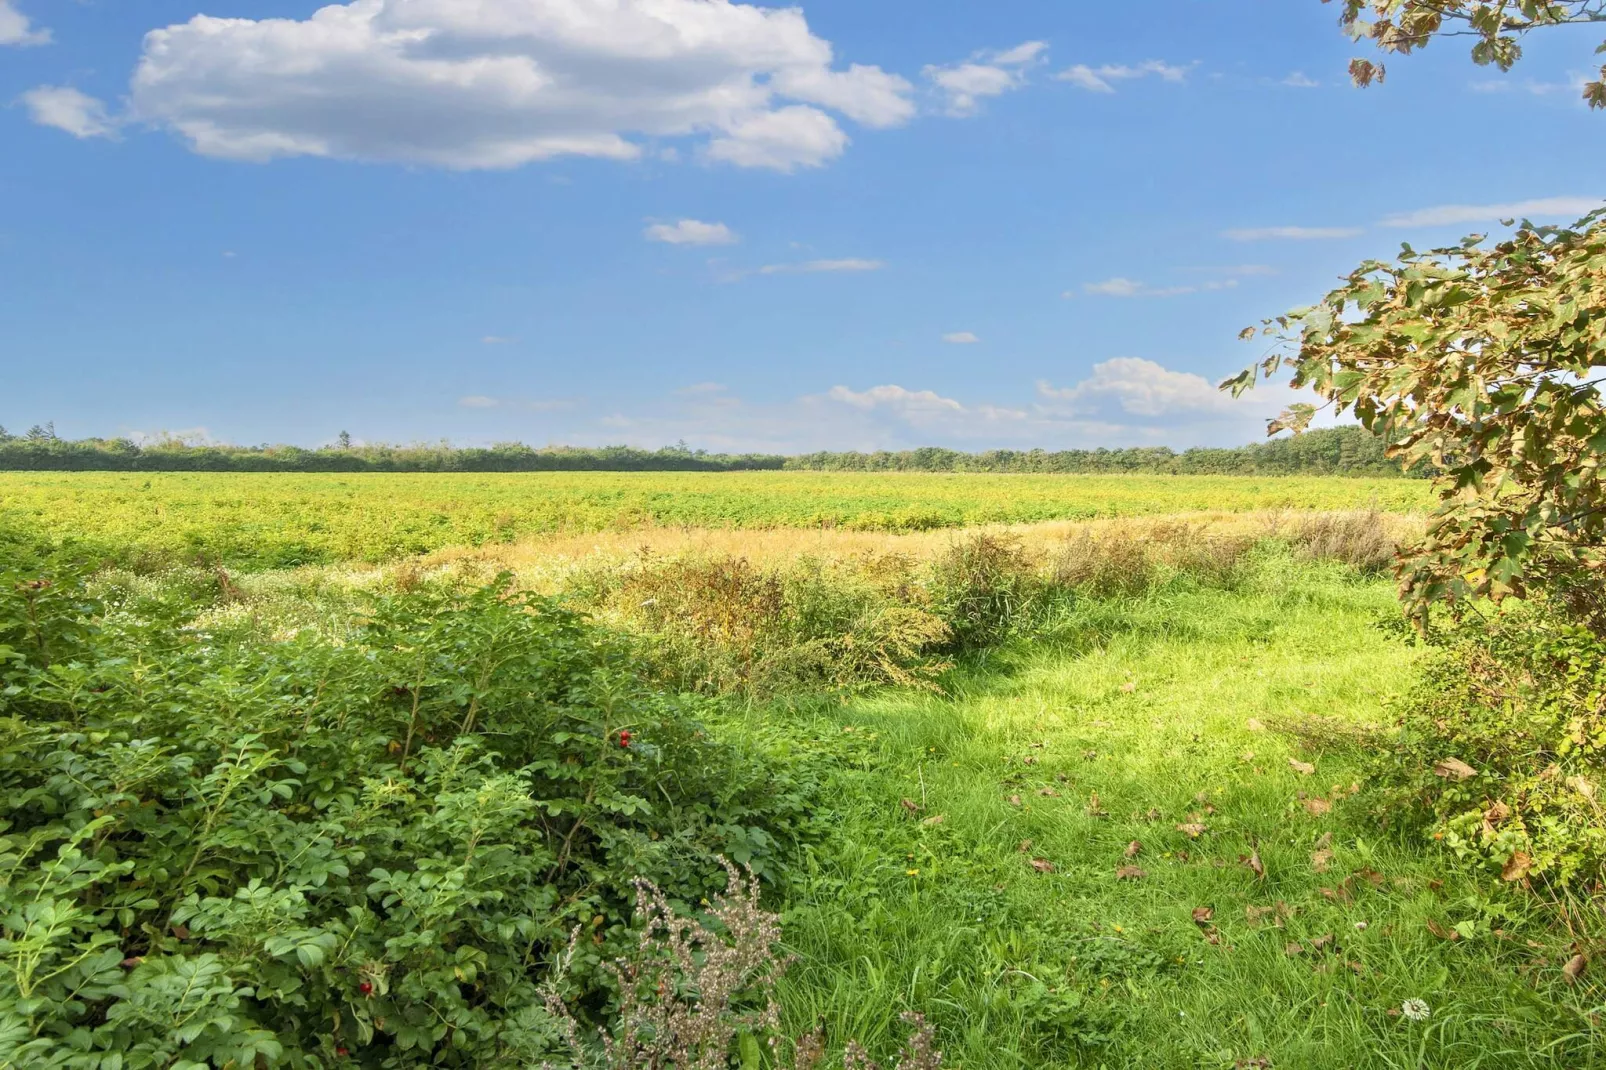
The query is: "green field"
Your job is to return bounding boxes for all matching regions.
[0,471,1433,568]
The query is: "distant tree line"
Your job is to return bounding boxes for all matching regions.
[0,424,1417,476]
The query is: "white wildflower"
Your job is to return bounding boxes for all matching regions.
[1401,998,1430,1022]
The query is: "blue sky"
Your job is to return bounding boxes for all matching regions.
[2,0,1603,452]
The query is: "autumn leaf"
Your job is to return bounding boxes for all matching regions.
[1501,850,1532,882]
[1246,718,1266,732]
[1288,758,1315,776]
[1564,953,1588,984]
[1243,846,1266,880]
[1008,794,1022,807]
[1433,758,1478,781]
[1425,918,1460,941]
[1115,865,1147,880]
[1312,848,1333,873]
[1086,792,1108,817]
[1120,680,1137,693]
[1176,822,1207,839]
[1038,787,1061,797]
[1017,839,1033,853]
[921,814,945,826]
[1029,858,1056,874]
[1285,941,1305,956]
[1191,906,1215,925]
[1124,840,1143,859]
[900,798,922,814]
[1303,797,1332,816]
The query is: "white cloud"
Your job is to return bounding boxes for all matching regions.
[126,0,914,172]
[1078,276,1239,298]
[458,395,500,408]
[757,257,884,274]
[1222,225,1363,241]
[1281,71,1319,88]
[942,331,981,344]
[23,87,117,139]
[924,40,1047,116]
[828,384,966,415]
[1380,196,1604,228]
[1056,60,1192,93]
[676,382,727,396]
[1037,358,1241,418]
[644,219,737,246]
[481,335,513,345]
[0,1,48,46]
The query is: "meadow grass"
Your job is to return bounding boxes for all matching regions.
[750,555,1601,1068]
[0,471,1432,568]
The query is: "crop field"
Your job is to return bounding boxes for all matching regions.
[0,470,1433,568]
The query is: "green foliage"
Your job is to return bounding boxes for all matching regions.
[0,427,1415,476]
[1234,210,1606,626]
[1369,608,1606,887]
[0,552,820,1066]
[1328,0,1606,107]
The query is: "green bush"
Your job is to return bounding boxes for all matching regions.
[0,550,820,1066]
[1369,606,1606,888]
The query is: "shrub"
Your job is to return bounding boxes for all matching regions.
[0,551,821,1065]
[1369,606,1606,888]
[1286,510,1398,575]
[926,534,1044,650]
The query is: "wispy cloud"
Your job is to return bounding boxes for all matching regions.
[457,395,573,411]
[757,257,885,275]
[644,218,738,245]
[1222,225,1363,241]
[1076,277,1239,299]
[1056,60,1192,93]
[481,335,514,345]
[1380,196,1603,228]
[23,87,117,138]
[1281,71,1319,88]
[924,40,1048,116]
[675,382,727,396]
[942,331,981,344]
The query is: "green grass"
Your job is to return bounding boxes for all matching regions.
[0,471,1432,568]
[752,556,1600,1068]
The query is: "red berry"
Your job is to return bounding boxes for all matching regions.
[618,730,632,748]
[358,981,373,996]
[336,1048,349,1057]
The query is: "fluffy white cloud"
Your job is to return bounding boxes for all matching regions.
[1056,60,1190,93]
[644,219,737,245]
[126,0,914,171]
[1222,225,1363,241]
[1380,196,1603,228]
[1037,358,1240,418]
[0,1,48,46]
[924,40,1047,116]
[828,384,965,415]
[23,87,117,138]
[942,331,980,344]
[1282,71,1319,88]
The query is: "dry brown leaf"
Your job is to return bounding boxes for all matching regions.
[1501,851,1532,882]
[1243,847,1266,880]
[1433,757,1477,781]
[921,814,945,827]
[1029,858,1056,874]
[1246,718,1266,732]
[1115,865,1147,880]
[1311,848,1333,874]
[1563,953,1588,984]
[1310,933,1334,952]
[1007,794,1022,807]
[1285,941,1305,956]
[1176,822,1207,839]
[1120,681,1137,693]
[1356,868,1385,888]
[1038,787,1061,798]
[1303,797,1332,816]
[1425,918,1459,941]
[1124,840,1143,859]
[900,798,922,814]
[1313,831,1332,850]
[1086,792,1108,817]
[1234,1059,1272,1069]
[1483,801,1511,826]
[1017,839,1033,853]
[1144,807,1162,821]
[1288,758,1315,776]
[1191,906,1215,925]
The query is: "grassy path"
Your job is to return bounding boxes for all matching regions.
[768,557,1600,1068]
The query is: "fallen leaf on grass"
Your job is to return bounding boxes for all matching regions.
[1120,681,1137,693]
[1433,757,1477,781]
[1038,787,1061,798]
[1501,851,1532,882]
[1124,840,1143,859]
[1115,865,1147,880]
[1289,758,1315,776]
[1355,868,1384,888]
[1086,792,1108,817]
[1245,902,1293,929]
[1314,831,1332,850]
[900,798,922,814]
[1242,846,1265,880]
[1563,954,1588,984]
[1246,718,1266,732]
[1285,941,1305,956]
[1320,881,1353,903]
[1310,933,1334,952]
[1029,858,1056,874]
[921,814,945,826]
[1311,849,1333,874]
[1234,1059,1272,1069]
[1303,797,1332,816]
[1008,794,1022,807]
[1191,906,1215,925]
[1425,918,1460,941]
[1144,807,1162,821]
[1176,822,1207,839]
[1017,839,1033,853]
